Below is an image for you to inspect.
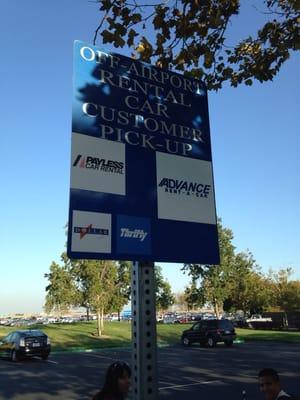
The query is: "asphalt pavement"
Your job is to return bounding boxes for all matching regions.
[0,342,299,400]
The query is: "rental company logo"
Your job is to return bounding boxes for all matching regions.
[71,133,125,195]
[73,224,109,239]
[71,211,111,254]
[120,228,148,242]
[158,178,211,198]
[73,154,124,174]
[156,152,216,224]
[117,215,151,255]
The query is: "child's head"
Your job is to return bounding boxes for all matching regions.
[103,361,131,398]
[258,368,282,400]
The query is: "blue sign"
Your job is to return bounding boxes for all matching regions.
[67,40,219,264]
[116,215,151,256]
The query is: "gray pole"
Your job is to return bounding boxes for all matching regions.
[131,261,158,400]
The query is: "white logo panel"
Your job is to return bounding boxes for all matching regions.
[71,210,111,253]
[71,132,125,195]
[156,152,217,224]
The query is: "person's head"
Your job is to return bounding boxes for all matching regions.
[258,368,282,400]
[102,361,131,399]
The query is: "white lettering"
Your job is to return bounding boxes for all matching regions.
[80,46,95,61]
[125,95,139,110]
[120,228,148,242]
[82,102,98,117]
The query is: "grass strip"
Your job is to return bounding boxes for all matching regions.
[0,322,299,352]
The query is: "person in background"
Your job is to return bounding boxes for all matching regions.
[92,361,131,400]
[258,368,293,400]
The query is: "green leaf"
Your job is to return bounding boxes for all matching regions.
[100,0,112,11]
[101,30,114,44]
[114,35,125,48]
[204,51,214,68]
[96,0,299,91]
[131,13,142,24]
[127,29,138,47]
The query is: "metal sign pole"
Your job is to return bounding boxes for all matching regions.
[131,261,158,400]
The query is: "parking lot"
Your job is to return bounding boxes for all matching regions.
[0,342,299,400]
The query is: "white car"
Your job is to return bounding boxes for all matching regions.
[246,314,272,323]
[163,316,177,324]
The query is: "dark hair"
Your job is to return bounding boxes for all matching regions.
[93,361,131,400]
[258,368,280,382]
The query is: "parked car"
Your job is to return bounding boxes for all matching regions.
[156,315,164,323]
[246,314,272,323]
[232,315,247,328]
[174,315,190,324]
[202,313,216,320]
[0,330,51,361]
[181,319,236,348]
[163,316,177,324]
[246,314,273,330]
[190,314,203,321]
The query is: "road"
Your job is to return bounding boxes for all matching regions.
[0,342,299,399]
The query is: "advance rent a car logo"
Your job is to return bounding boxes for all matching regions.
[158,178,211,198]
[73,154,124,174]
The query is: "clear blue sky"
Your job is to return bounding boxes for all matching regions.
[1,1,299,314]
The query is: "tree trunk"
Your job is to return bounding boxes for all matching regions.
[86,306,90,321]
[117,309,121,321]
[214,299,220,319]
[96,310,102,337]
[100,307,104,331]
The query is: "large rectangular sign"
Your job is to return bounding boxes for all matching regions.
[67,40,219,264]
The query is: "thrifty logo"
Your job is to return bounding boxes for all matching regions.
[159,178,211,198]
[120,228,148,242]
[74,224,109,239]
[73,155,124,174]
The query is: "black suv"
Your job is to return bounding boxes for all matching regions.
[181,319,236,348]
[0,330,51,361]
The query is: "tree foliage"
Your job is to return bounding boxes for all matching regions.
[182,219,236,317]
[269,267,300,312]
[110,260,131,319]
[183,221,300,314]
[174,291,189,310]
[44,262,79,315]
[45,255,124,336]
[223,250,274,314]
[69,258,119,336]
[94,0,300,89]
[155,265,175,311]
[45,254,177,333]
[184,281,204,311]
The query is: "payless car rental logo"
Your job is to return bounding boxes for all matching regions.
[73,224,109,239]
[73,154,124,174]
[158,178,211,198]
